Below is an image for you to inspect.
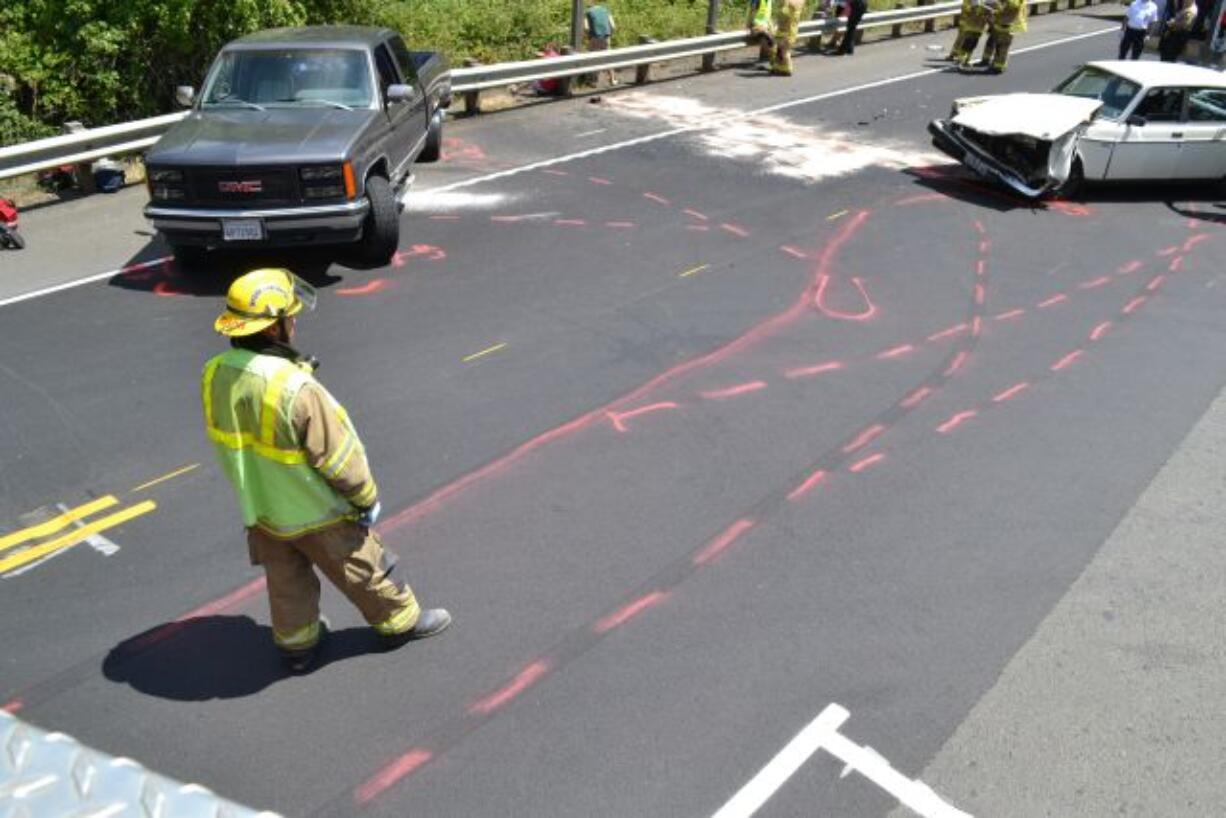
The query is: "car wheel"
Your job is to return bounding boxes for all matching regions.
[1055,158,1085,200]
[420,112,443,163]
[170,243,209,272]
[2,229,23,250]
[355,175,400,266]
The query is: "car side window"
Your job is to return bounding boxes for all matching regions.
[389,36,420,87]
[373,45,399,100]
[1133,87,1185,122]
[1187,88,1226,123]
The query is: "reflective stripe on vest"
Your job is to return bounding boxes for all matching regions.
[202,349,358,538]
[752,0,773,28]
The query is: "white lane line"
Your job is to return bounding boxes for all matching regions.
[59,501,120,556]
[0,26,1115,311]
[575,128,608,138]
[429,26,1116,195]
[711,703,972,818]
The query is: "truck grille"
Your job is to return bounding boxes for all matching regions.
[188,168,297,205]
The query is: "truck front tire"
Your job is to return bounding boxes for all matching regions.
[355,175,400,266]
[420,112,443,163]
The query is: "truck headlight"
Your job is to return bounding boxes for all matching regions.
[300,166,343,182]
[148,168,183,183]
[303,184,345,199]
[151,185,186,200]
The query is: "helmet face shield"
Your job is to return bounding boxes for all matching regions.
[290,273,317,312]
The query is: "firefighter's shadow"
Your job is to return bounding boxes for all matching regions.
[102,615,380,700]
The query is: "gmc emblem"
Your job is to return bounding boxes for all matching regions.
[218,180,263,194]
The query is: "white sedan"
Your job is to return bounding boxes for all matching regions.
[929,61,1226,197]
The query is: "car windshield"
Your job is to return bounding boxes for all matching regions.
[202,48,372,109]
[1053,66,1140,119]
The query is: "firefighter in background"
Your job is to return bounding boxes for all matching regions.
[748,0,776,64]
[772,0,806,75]
[948,0,995,66]
[203,268,452,672]
[983,0,1026,73]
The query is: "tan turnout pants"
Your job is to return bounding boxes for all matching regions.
[248,522,421,651]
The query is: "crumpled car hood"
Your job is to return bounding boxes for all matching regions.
[952,93,1103,141]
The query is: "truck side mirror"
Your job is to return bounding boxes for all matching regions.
[386,84,417,105]
[175,86,195,108]
[1126,114,1147,127]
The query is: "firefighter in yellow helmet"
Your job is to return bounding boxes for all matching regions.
[203,268,451,672]
[984,0,1026,73]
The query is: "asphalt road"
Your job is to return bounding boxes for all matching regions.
[3,8,1226,816]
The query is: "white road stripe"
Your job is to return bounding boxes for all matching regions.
[0,26,1115,311]
[712,703,972,818]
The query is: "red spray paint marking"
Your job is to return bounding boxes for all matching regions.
[354,749,434,805]
[1158,245,1179,257]
[701,381,767,400]
[440,137,488,163]
[994,308,1025,321]
[1050,350,1084,371]
[686,225,710,232]
[1146,275,1166,292]
[1078,276,1111,290]
[643,192,670,205]
[843,424,886,453]
[927,323,968,342]
[813,276,876,321]
[1049,201,1093,217]
[975,259,987,277]
[944,350,968,376]
[542,169,569,176]
[119,256,174,277]
[403,244,447,261]
[693,519,756,565]
[683,209,709,221]
[1182,233,1210,252]
[1122,296,1147,315]
[153,281,188,297]
[974,284,985,305]
[973,220,986,235]
[971,316,982,338]
[491,215,522,223]
[848,453,885,473]
[588,176,612,185]
[936,410,978,434]
[381,211,875,534]
[1116,260,1143,275]
[606,402,679,432]
[893,192,951,206]
[337,279,388,297]
[1089,321,1113,341]
[876,344,914,361]
[391,251,406,268]
[554,219,587,226]
[605,221,635,229]
[1037,293,1068,309]
[429,214,461,221]
[594,591,668,633]
[1,699,23,714]
[900,386,932,408]
[1168,255,1184,273]
[128,578,267,652]
[785,361,843,380]
[470,660,551,716]
[993,382,1030,403]
[787,469,827,501]
[978,240,991,254]
[781,245,808,259]
[720,223,749,238]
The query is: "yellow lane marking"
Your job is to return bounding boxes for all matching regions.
[131,463,200,493]
[0,496,119,554]
[826,210,849,222]
[0,501,157,575]
[678,264,709,279]
[462,342,507,363]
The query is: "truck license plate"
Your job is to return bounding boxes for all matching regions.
[222,219,263,241]
[963,152,992,178]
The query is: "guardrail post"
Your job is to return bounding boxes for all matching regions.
[809,11,830,53]
[892,3,907,36]
[462,59,482,115]
[60,121,97,194]
[702,0,722,71]
[636,36,657,84]
[558,46,576,96]
[570,0,584,51]
[1048,0,1058,13]
[921,0,937,33]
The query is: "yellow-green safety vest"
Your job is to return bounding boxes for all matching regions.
[202,348,364,538]
[751,0,774,29]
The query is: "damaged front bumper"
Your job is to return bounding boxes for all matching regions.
[928,118,1060,199]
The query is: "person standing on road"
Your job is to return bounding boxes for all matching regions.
[1119,0,1160,59]
[584,1,618,85]
[202,268,451,672]
[835,0,869,54]
[950,0,996,66]
[748,0,777,63]
[983,0,1026,73]
[772,0,806,74]
[1159,0,1198,61]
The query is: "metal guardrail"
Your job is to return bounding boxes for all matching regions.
[0,0,1101,182]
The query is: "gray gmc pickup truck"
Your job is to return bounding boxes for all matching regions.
[144,26,450,268]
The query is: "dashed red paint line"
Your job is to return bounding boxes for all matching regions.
[1168,255,1184,272]
[129,578,267,652]
[876,344,914,360]
[429,214,461,221]
[842,424,886,454]
[606,402,679,432]
[643,192,670,205]
[927,323,968,342]
[1146,274,1166,292]
[848,453,885,473]
[994,308,1025,321]
[588,176,612,185]
[1182,233,1210,251]
[683,209,709,221]
[971,316,983,338]
[975,259,987,277]
[605,221,635,229]
[787,469,827,501]
[1089,321,1113,341]
[354,750,434,805]
[686,225,710,232]
[900,386,933,409]
[781,245,808,259]
[978,240,991,254]
[1050,350,1084,372]
[720,222,749,238]
[1037,293,1068,309]
[594,592,668,634]
[936,410,978,434]
[693,518,756,565]
[974,284,985,305]
[1116,260,1143,275]
[1078,276,1111,290]
[1122,296,1147,315]
[944,350,968,376]
[784,361,843,380]
[1158,244,1179,257]
[701,381,768,400]
[973,220,986,235]
[470,660,551,716]
[993,382,1030,403]
[554,219,587,226]
[542,169,569,176]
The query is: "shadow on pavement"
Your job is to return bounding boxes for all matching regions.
[102,615,381,700]
[106,244,348,299]
[1168,201,1226,225]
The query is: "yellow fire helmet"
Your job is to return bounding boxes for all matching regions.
[214,268,318,337]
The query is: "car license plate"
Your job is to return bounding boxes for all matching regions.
[963,152,993,178]
[222,218,263,241]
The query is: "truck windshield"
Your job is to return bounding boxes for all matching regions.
[202,48,373,109]
[1053,66,1140,120]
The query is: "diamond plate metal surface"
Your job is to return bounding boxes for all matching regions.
[0,710,282,817]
